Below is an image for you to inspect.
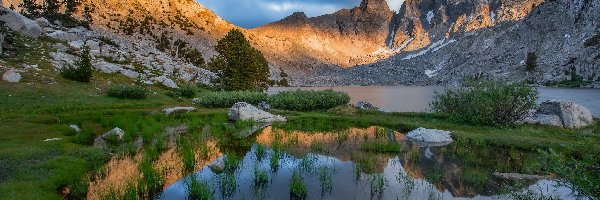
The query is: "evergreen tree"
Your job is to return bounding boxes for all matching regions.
[215,29,269,91]
[64,0,80,16]
[42,0,61,17]
[60,45,93,82]
[19,0,40,18]
[82,5,92,27]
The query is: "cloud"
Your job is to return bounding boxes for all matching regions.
[196,0,404,28]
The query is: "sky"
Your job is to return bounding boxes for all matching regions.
[196,0,405,28]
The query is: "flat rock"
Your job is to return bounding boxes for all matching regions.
[228,102,286,123]
[406,127,453,146]
[2,70,21,83]
[163,107,196,116]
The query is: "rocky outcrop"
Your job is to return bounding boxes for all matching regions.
[355,101,378,110]
[0,7,43,38]
[406,127,453,146]
[2,69,21,83]
[228,102,286,123]
[526,100,594,129]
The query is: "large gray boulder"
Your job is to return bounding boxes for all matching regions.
[2,70,21,83]
[406,128,453,147]
[527,100,594,129]
[228,102,286,123]
[94,127,125,147]
[0,7,43,38]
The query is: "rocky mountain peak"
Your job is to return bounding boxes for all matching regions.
[359,0,391,12]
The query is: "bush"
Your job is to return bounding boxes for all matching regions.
[61,46,93,82]
[166,85,196,98]
[74,129,95,145]
[431,80,538,126]
[106,85,148,99]
[268,90,350,111]
[195,91,267,108]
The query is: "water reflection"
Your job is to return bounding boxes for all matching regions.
[158,127,590,200]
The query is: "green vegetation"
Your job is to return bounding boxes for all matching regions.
[431,80,538,126]
[60,46,93,82]
[107,84,148,99]
[214,29,269,91]
[195,91,267,108]
[361,141,402,153]
[268,90,350,111]
[187,177,213,200]
[166,85,197,98]
[289,171,307,200]
[253,168,269,186]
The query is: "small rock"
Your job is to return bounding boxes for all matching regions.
[228,102,286,123]
[94,127,125,147]
[2,70,21,83]
[406,127,453,146]
[208,157,226,173]
[44,138,63,142]
[161,78,179,89]
[69,125,81,133]
[68,40,85,49]
[355,101,378,110]
[163,107,196,116]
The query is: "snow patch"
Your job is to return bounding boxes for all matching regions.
[426,10,434,24]
[371,38,414,56]
[425,62,445,78]
[402,39,456,60]
[490,11,496,24]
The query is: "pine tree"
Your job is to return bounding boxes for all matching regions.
[64,0,80,16]
[42,0,61,17]
[215,29,269,91]
[60,45,93,82]
[19,0,40,18]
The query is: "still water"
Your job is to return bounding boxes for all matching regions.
[269,86,600,116]
[158,126,590,200]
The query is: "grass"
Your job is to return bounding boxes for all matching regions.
[194,91,267,108]
[187,177,213,200]
[361,141,403,153]
[268,90,350,111]
[289,171,307,200]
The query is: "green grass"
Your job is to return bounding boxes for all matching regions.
[268,90,350,111]
[289,171,307,200]
[195,91,267,108]
[361,141,403,153]
[187,177,213,200]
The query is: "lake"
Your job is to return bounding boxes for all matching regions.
[269,86,600,116]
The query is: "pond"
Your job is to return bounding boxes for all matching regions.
[156,126,591,200]
[268,86,600,116]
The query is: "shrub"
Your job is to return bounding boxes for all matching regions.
[166,85,197,98]
[431,80,538,126]
[74,129,95,145]
[195,91,267,108]
[268,90,350,111]
[61,46,93,82]
[107,85,148,99]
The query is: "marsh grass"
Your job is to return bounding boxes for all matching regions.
[318,167,334,195]
[196,91,267,108]
[370,174,387,198]
[289,171,308,200]
[269,90,350,111]
[187,176,213,200]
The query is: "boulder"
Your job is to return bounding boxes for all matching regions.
[228,102,286,123]
[257,101,271,110]
[163,107,196,116]
[2,70,21,83]
[52,43,69,52]
[50,52,78,69]
[161,78,178,89]
[355,101,378,110]
[0,7,43,38]
[406,128,453,146]
[208,157,226,173]
[47,30,83,41]
[35,18,51,28]
[68,40,85,49]
[523,114,563,128]
[93,61,122,73]
[535,100,593,129]
[94,127,125,147]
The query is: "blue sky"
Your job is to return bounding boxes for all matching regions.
[197,0,405,28]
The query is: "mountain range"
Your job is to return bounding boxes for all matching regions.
[2,0,599,87]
